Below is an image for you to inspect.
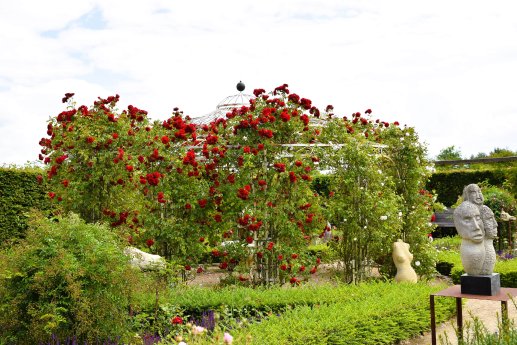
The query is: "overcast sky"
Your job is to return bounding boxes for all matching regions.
[1,0,516,166]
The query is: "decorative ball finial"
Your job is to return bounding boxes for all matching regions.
[236,81,245,92]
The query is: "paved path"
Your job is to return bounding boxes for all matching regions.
[403,298,517,345]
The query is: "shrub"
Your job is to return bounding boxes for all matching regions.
[228,282,455,345]
[0,212,143,344]
[0,166,50,246]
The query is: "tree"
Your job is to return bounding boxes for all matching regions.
[436,145,462,161]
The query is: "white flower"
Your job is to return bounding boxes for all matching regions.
[353,237,357,241]
[364,226,367,229]
[179,342,187,345]
[378,169,382,174]
[192,326,206,335]
[398,212,403,217]
[415,261,421,267]
[380,215,388,221]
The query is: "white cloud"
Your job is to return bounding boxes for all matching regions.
[1,0,516,165]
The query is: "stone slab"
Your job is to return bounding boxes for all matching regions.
[460,273,501,296]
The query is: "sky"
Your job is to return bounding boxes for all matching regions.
[1,0,516,166]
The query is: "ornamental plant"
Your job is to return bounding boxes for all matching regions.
[38,94,209,263]
[378,124,439,277]
[318,115,402,283]
[195,85,325,284]
[0,212,142,344]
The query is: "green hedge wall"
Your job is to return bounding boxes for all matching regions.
[426,168,515,206]
[0,167,50,245]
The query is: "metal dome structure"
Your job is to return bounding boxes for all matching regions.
[192,81,254,125]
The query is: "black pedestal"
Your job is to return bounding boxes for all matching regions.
[460,273,501,296]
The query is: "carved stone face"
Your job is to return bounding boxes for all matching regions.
[464,184,484,206]
[481,206,498,238]
[454,202,485,243]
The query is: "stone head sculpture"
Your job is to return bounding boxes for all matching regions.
[454,201,485,244]
[462,183,484,206]
[454,195,496,275]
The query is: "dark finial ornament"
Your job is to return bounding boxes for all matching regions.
[236,81,245,92]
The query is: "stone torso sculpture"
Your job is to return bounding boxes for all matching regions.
[453,184,497,275]
[393,239,418,283]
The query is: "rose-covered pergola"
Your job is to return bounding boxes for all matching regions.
[38,83,437,284]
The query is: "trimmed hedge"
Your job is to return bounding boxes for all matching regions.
[427,168,516,206]
[0,167,50,245]
[426,168,517,207]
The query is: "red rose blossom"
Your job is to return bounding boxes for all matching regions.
[146,238,155,247]
[171,316,183,325]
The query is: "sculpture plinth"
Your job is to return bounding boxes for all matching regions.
[460,273,501,295]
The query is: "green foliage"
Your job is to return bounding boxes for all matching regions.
[481,184,517,218]
[436,145,463,161]
[0,212,144,344]
[227,282,455,345]
[427,169,510,206]
[433,235,462,251]
[0,167,50,245]
[379,125,439,278]
[435,249,462,276]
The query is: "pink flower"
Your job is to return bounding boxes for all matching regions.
[224,332,234,344]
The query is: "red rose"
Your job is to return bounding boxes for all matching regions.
[267,242,274,250]
[289,172,297,183]
[299,265,306,272]
[185,203,192,210]
[86,136,95,143]
[295,160,302,167]
[126,165,134,172]
[258,179,267,187]
[37,175,43,184]
[171,316,183,325]
[214,214,222,222]
[431,213,436,222]
[310,266,317,274]
[280,264,287,271]
[289,276,299,285]
[198,199,207,208]
[227,174,235,184]
[197,266,204,273]
[61,179,69,187]
[112,133,119,139]
[185,264,192,271]
[257,252,264,259]
[161,135,170,145]
[277,254,283,260]
[291,253,298,259]
[146,238,155,247]
[48,192,56,199]
[274,163,286,172]
[199,237,205,242]
[219,262,228,269]
[245,236,254,244]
